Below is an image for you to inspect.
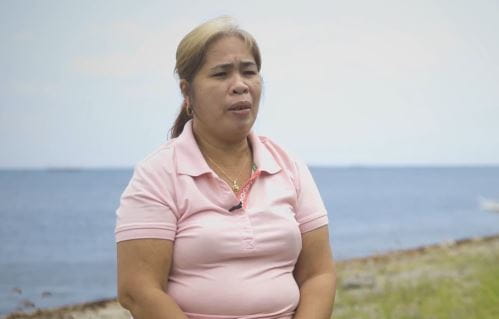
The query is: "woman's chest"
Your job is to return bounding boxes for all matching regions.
[172,174,302,267]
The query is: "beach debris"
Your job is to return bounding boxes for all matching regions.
[18,299,35,309]
[11,287,23,295]
[341,275,375,290]
[478,196,499,213]
[41,291,52,298]
[438,239,457,248]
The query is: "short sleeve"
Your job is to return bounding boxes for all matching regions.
[293,159,329,233]
[115,160,177,242]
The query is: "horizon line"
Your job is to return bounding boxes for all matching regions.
[1,163,499,171]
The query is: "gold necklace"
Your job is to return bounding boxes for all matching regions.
[204,152,251,192]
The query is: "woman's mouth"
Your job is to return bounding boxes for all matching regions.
[228,101,252,111]
[228,101,252,116]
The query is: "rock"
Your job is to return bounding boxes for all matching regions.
[19,299,36,308]
[439,239,456,248]
[341,275,375,290]
[41,291,53,298]
[11,287,22,295]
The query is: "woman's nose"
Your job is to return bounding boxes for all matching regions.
[231,74,249,94]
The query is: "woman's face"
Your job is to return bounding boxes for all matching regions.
[187,35,262,142]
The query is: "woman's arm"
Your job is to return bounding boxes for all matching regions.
[117,238,188,319]
[292,225,336,319]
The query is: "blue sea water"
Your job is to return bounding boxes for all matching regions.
[1,167,499,315]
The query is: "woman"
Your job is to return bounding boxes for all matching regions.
[115,16,336,319]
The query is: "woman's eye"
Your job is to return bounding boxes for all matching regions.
[213,72,226,77]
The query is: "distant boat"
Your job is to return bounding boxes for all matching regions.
[479,197,499,213]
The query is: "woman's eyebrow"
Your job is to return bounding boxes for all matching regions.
[209,63,232,71]
[240,61,257,68]
[209,61,256,71]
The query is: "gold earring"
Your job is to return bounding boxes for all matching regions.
[185,104,193,117]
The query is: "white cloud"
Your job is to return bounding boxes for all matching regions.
[68,21,182,78]
[2,1,499,167]
[9,81,61,99]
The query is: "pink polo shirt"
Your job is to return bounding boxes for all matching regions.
[115,120,329,319]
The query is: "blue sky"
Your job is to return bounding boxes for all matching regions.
[1,0,498,168]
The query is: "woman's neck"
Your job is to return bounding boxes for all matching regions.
[192,124,251,168]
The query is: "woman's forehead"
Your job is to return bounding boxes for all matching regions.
[203,36,255,66]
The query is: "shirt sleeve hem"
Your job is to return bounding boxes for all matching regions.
[115,224,176,242]
[299,214,329,234]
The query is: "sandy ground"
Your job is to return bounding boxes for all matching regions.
[3,299,130,319]
[4,234,499,319]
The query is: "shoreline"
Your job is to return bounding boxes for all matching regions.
[336,233,499,264]
[4,233,499,319]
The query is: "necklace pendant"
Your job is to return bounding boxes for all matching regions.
[232,180,240,192]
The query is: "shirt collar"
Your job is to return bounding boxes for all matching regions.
[248,130,281,175]
[175,120,281,176]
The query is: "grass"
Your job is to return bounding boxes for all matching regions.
[333,236,499,319]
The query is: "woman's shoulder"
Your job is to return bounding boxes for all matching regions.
[134,139,177,174]
[253,134,304,174]
[258,135,292,157]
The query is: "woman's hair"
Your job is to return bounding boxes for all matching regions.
[169,16,262,138]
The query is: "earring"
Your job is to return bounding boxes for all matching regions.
[185,104,193,117]
[184,101,192,117]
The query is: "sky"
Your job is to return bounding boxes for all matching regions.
[1,0,498,168]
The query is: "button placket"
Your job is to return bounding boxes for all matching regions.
[239,211,255,249]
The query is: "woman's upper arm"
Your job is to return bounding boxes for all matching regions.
[117,238,174,306]
[293,226,335,286]
[289,158,334,284]
[292,159,329,234]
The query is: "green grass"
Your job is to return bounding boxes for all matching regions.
[470,256,499,318]
[333,242,499,319]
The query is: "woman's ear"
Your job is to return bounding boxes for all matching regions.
[180,79,190,105]
[180,80,189,97]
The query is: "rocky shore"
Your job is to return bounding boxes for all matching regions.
[4,234,499,319]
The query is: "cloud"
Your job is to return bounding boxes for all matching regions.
[68,21,183,78]
[8,81,61,99]
[250,16,461,85]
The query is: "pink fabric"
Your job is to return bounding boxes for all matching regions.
[115,120,329,319]
[237,168,260,209]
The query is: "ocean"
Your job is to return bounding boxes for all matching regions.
[1,167,498,315]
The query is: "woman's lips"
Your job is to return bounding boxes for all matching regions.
[228,101,252,111]
[228,101,252,117]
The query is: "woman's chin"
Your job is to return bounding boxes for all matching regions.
[218,120,254,141]
[233,116,256,132]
